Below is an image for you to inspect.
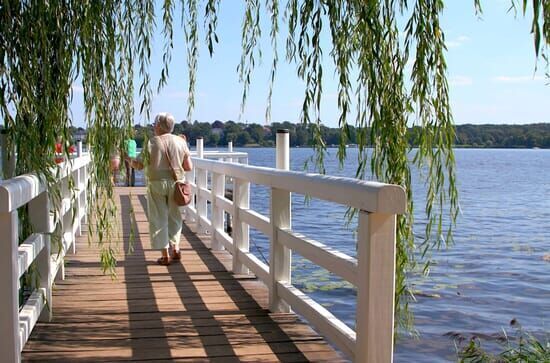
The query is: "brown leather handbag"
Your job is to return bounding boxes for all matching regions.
[161,137,192,206]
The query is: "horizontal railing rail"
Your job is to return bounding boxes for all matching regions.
[184,132,406,363]
[0,145,91,363]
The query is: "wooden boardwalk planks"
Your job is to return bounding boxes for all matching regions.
[22,187,344,362]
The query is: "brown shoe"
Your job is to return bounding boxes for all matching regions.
[157,256,171,266]
[171,249,181,261]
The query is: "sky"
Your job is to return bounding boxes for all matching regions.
[69,1,548,128]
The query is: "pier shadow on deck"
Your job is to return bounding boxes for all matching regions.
[21,187,343,362]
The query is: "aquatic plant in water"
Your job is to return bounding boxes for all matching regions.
[457,320,550,363]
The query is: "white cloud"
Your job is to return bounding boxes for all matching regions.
[447,35,470,48]
[492,75,545,83]
[164,91,188,99]
[71,84,84,93]
[449,76,473,86]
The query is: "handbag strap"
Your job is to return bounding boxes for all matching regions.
[159,136,179,182]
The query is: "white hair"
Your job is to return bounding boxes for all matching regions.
[155,112,175,133]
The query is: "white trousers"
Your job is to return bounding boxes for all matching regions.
[147,180,182,250]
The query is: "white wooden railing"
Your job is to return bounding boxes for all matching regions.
[184,131,407,363]
[0,144,91,363]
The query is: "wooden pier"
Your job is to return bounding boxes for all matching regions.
[21,187,344,362]
[2,137,406,362]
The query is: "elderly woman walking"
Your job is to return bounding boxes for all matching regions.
[125,112,193,265]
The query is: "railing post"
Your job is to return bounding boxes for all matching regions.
[232,177,250,274]
[269,129,291,312]
[227,141,233,163]
[29,192,53,322]
[196,137,208,234]
[74,165,82,239]
[1,129,16,179]
[82,163,89,225]
[0,210,21,362]
[75,143,84,238]
[76,139,83,157]
[356,211,396,363]
[186,159,197,230]
[211,171,225,250]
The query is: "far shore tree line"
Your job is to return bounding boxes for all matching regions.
[3,121,549,149]
[62,121,550,149]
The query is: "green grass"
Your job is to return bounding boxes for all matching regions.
[457,321,550,363]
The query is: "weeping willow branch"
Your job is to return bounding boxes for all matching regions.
[238,0,262,119]
[184,0,199,121]
[1,0,547,331]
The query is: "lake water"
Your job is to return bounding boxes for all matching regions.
[209,147,549,362]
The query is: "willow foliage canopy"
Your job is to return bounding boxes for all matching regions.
[1,0,548,329]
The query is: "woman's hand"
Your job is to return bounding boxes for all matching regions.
[183,152,193,171]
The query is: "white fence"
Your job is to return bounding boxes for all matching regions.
[184,131,407,363]
[0,149,91,363]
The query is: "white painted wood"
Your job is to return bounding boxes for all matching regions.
[213,195,234,215]
[0,154,91,213]
[0,174,45,213]
[197,215,212,234]
[50,251,65,283]
[356,211,396,363]
[269,187,292,313]
[191,158,406,215]
[227,141,233,163]
[211,172,225,250]
[189,151,248,159]
[277,281,356,359]
[36,235,52,322]
[81,163,89,225]
[269,130,292,313]
[19,288,45,352]
[197,187,212,201]
[76,140,83,157]
[276,130,290,170]
[60,197,71,216]
[185,158,196,228]
[185,205,198,221]
[0,210,21,362]
[232,178,250,274]
[17,234,45,279]
[213,228,233,251]
[239,208,271,237]
[237,249,270,284]
[74,166,82,238]
[196,138,208,234]
[26,190,53,322]
[278,228,358,286]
